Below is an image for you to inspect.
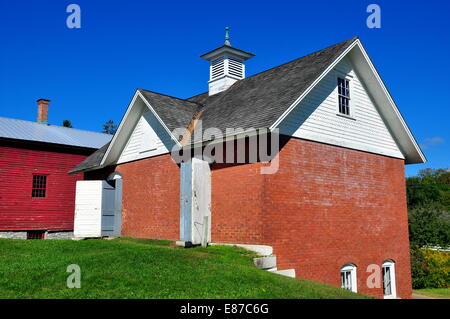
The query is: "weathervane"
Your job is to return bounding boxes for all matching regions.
[225,27,231,46]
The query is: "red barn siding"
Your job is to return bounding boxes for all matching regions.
[0,144,88,230]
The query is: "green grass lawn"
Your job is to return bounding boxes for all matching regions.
[413,288,450,299]
[0,237,370,299]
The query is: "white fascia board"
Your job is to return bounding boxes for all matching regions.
[354,42,426,164]
[270,40,359,130]
[136,90,182,147]
[270,39,426,164]
[100,91,140,167]
[100,90,182,167]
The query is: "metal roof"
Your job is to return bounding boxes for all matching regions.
[0,117,112,149]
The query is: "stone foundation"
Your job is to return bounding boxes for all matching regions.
[0,231,27,239]
[45,231,74,239]
[0,230,73,239]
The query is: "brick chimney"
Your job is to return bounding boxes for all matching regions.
[37,99,50,124]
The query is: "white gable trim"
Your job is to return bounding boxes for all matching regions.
[354,41,425,164]
[137,91,182,147]
[117,110,173,164]
[100,90,181,167]
[270,39,426,164]
[270,40,358,129]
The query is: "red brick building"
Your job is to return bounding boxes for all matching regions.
[71,37,425,298]
[0,99,111,239]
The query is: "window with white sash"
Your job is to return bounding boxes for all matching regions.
[382,260,397,299]
[337,77,351,116]
[340,264,357,293]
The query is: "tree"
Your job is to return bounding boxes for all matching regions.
[62,120,73,128]
[408,202,450,248]
[407,168,450,248]
[102,120,117,135]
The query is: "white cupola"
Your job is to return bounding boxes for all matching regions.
[200,27,255,96]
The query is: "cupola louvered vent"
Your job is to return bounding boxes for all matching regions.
[228,58,244,79]
[211,57,225,80]
[201,27,255,95]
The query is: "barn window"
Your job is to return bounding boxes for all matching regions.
[340,263,357,293]
[337,77,350,116]
[382,260,397,299]
[32,174,47,198]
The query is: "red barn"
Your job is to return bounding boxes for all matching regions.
[71,37,425,298]
[0,99,111,239]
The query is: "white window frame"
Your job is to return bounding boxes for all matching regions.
[335,72,355,119]
[382,260,397,299]
[340,263,357,293]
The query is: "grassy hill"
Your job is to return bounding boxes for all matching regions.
[0,237,369,299]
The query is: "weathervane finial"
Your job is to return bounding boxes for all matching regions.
[225,26,231,46]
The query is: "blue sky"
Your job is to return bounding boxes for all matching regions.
[0,0,448,176]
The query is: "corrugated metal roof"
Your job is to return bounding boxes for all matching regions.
[0,117,112,149]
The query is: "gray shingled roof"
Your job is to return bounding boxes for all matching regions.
[0,117,112,149]
[138,89,200,132]
[69,90,201,174]
[188,37,356,140]
[68,142,111,174]
[70,37,356,173]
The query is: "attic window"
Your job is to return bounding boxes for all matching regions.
[32,174,47,198]
[337,77,350,116]
[211,57,225,80]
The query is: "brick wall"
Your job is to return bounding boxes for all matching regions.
[210,136,411,298]
[85,154,180,240]
[211,162,265,243]
[262,137,411,298]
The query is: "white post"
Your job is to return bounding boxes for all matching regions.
[191,156,211,245]
[201,215,209,247]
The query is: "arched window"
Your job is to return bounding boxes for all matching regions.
[340,263,357,293]
[382,260,397,299]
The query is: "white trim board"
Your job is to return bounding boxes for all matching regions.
[277,56,405,160]
[271,39,425,164]
[100,90,182,167]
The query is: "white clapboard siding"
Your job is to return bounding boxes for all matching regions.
[278,57,404,159]
[117,110,173,164]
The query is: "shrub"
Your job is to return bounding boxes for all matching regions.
[411,247,450,289]
[410,246,430,289]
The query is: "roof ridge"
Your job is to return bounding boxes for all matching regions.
[235,37,358,83]
[185,37,358,101]
[0,116,108,135]
[186,91,208,100]
[48,124,110,135]
[138,88,202,107]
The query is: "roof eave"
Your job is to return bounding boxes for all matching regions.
[200,45,255,61]
[269,38,426,165]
